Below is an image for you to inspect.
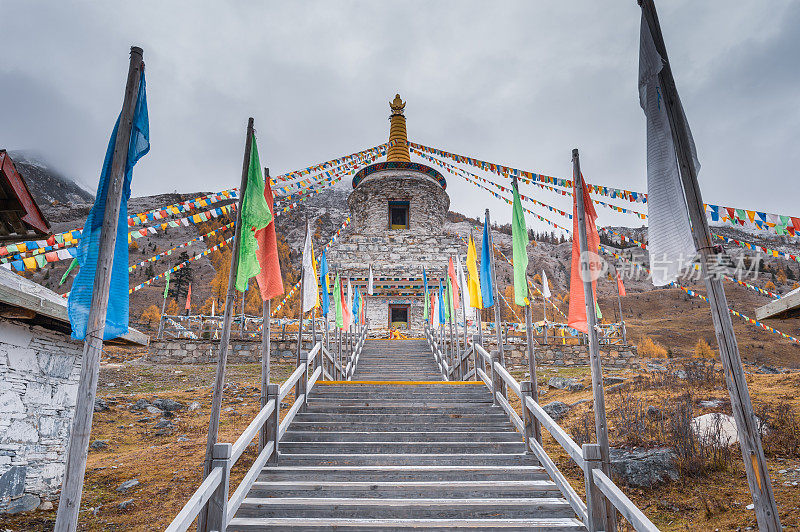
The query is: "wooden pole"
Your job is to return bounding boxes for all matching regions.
[542,295,548,345]
[198,117,254,531]
[485,209,506,394]
[54,46,143,532]
[524,298,542,442]
[295,228,307,392]
[157,286,168,340]
[573,148,614,531]
[259,298,271,451]
[612,264,627,345]
[639,2,781,527]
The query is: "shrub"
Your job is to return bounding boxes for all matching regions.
[693,338,715,359]
[765,280,776,291]
[638,336,668,358]
[755,402,800,458]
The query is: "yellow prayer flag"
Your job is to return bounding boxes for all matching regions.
[466,235,483,309]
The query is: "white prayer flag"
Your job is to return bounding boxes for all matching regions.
[639,12,697,286]
[541,270,551,298]
[301,222,319,312]
[456,254,472,320]
[432,292,440,330]
[367,263,374,295]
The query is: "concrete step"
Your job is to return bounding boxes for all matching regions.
[247,480,561,499]
[281,430,522,443]
[257,465,549,482]
[305,399,493,407]
[234,497,575,519]
[294,412,511,424]
[228,517,586,531]
[303,404,505,414]
[288,421,514,432]
[278,440,526,454]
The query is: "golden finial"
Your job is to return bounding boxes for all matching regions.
[386,93,410,162]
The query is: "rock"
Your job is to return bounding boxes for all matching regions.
[674,370,688,380]
[699,399,723,409]
[116,479,140,492]
[152,398,186,411]
[646,406,661,419]
[646,363,667,372]
[177,436,189,442]
[542,401,570,421]
[188,402,201,411]
[154,420,174,430]
[547,376,584,392]
[0,465,27,499]
[609,448,679,488]
[691,413,743,446]
[118,499,134,510]
[604,376,625,386]
[145,405,163,415]
[94,398,109,412]
[757,365,781,374]
[38,500,53,511]
[89,439,109,451]
[131,399,151,411]
[5,494,41,514]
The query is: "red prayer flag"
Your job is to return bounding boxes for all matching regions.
[568,173,601,334]
[616,271,626,297]
[254,175,285,301]
[447,257,460,310]
[185,283,192,311]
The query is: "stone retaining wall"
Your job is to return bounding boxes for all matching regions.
[145,338,318,365]
[0,318,82,513]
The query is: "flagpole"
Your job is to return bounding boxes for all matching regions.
[485,209,506,395]
[157,280,168,340]
[573,149,614,531]
[295,223,308,393]
[639,2,780,527]
[197,117,254,532]
[459,258,468,379]
[55,46,144,532]
[259,298,271,451]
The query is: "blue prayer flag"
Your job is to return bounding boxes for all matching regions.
[319,249,330,316]
[438,281,446,325]
[480,215,495,308]
[69,71,149,340]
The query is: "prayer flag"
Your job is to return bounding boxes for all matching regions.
[68,70,149,341]
[480,217,494,308]
[466,235,483,309]
[236,135,273,292]
[456,253,470,319]
[423,267,429,320]
[342,278,352,330]
[319,249,330,316]
[438,281,446,325]
[511,180,529,306]
[541,269,551,298]
[446,278,454,322]
[301,222,319,313]
[254,168,283,300]
[333,272,343,329]
[568,173,601,334]
[368,263,374,295]
[60,258,78,286]
[447,257,460,310]
[185,283,192,312]
[639,12,696,286]
[616,270,626,297]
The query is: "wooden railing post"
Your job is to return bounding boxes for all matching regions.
[266,384,279,465]
[490,350,504,405]
[260,384,278,454]
[471,333,479,381]
[583,443,607,532]
[520,381,542,450]
[205,442,231,532]
[297,352,308,412]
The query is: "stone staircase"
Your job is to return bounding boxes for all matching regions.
[228,340,585,531]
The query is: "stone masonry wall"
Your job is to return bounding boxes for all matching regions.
[146,338,317,365]
[0,318,82,513]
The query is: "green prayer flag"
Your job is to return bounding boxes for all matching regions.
[511,181,529,306]
[235,135,272,292]
[333,272,343,329]
[60,258,78,285]
[445,278,453,322]
[423,286,429,320]
[595,300,603,320]
[164,270,170,299]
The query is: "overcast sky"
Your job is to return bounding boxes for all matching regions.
[1,1,798,232]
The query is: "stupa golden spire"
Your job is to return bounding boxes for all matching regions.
[386,94,411,162]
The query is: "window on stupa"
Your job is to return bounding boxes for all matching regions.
[388,201,409,230]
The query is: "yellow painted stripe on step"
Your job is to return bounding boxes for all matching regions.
[318,380,484,385]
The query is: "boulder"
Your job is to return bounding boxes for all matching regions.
[154,420,174,430]
[691,413,750,446]
[4,494,40,514]
[89,440,109,451]
[94,398,109,412]
[542,401,570,421]
[757,365,781,374]
[610,448,679,488]
[116,479,140,492]
[118,499,134,510]
[603,376,626,386]
[145,406,163,415]
[130,399,151,411]
[547,376,584,392]
[152,398,186,412]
